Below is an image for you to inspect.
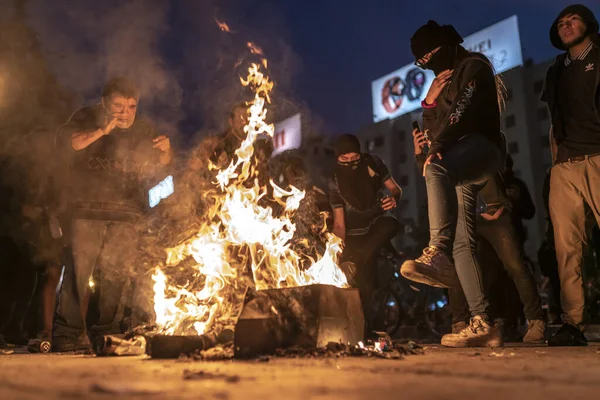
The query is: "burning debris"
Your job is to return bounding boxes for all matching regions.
[150,58,349,350]
[247,42,265,57]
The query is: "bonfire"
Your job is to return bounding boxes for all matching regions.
[152,60,348,338]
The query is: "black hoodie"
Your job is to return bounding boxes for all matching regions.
[419,49,503,158]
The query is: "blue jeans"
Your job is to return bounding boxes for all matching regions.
[425,135,503,317]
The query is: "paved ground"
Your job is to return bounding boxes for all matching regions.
[1,344,599,400]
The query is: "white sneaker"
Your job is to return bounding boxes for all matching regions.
[401,246,459,288]
[441,315,504,348]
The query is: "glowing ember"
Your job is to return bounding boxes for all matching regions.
[152,61,347,337]
[215,18,231,32]
[247,42,265,57]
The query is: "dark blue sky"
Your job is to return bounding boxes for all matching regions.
[26,0,600,136]
[274,0,599,133]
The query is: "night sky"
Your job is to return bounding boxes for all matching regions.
[21,0,600,137]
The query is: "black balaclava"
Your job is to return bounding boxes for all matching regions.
[411,20,464,75]
[333,134,378,210]
[334,134,362,168]
[550,4,599,50]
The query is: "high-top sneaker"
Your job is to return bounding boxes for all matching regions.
[451,321,467,334]
[522,320,546,344]
[401,246,459,288]
[441,315,504,348]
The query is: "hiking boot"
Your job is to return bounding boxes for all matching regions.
[52,334,92,353]
[451,321,467,334]
[441,315,504,348]
[523,320,546,344]
[0,335,14,355]
[401,246,459,288]
[548,323,587,347]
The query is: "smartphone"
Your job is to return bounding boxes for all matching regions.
[413,120,429,152]
[414,120,429,141]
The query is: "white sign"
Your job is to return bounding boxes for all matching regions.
[372,15,523,122]
[149,175,174,208]
[272,113,302,157]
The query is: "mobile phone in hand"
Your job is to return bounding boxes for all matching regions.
[413,120,429,152]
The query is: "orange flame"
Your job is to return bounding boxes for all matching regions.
[152,63,347,337]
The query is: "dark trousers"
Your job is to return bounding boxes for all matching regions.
[448,213,543,323]
[425,134,503,317]
[549,155,600,327]
[343,217,400,311]
[53,219,138,342]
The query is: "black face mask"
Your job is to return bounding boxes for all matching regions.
[337,158,361,170]
[424,45,457,75]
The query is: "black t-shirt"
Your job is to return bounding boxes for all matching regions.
[557,45,600,161]
[330,154,392,236]
[57,105,163,221]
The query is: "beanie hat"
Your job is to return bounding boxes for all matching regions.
[411,20,464,60]
[334,134,361,157]
[550,4,598,50]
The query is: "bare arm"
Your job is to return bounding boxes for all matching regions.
[71,128,106,151]
[380,177,402,211]
[159,148,173,165]
[383,177,402,200]
[550,126,557,165]
[332,207,346,242]
[71,118,117,151]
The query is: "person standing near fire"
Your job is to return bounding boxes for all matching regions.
[329,134,402,333]
[52,78,173,352]
[542,4,600,347]
[400,20,506,347]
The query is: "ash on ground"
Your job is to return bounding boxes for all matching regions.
[177,333,424,362]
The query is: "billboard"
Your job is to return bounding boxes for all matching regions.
[272,113,301,157]
[372,15,523,122]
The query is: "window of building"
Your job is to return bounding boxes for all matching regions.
[539,135,550,148]
[534,80,544,94]
[505,115,516,129]
[537,107,549,121]
[366,140,375,152]
[508,142,519,154]
[374,136,385,147]
[400,175,409,186]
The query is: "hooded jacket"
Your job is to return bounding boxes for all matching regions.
[542,5,600,163]
[420,51,503,157]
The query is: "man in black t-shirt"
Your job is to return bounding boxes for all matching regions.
[52,78,173,351]
[330,134,402,329]
[542,5,600,346]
